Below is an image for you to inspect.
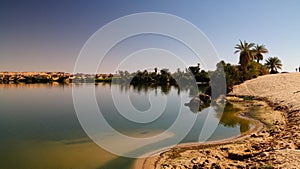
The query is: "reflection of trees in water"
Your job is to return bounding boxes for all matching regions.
[100,82,251,133]
[177,84,209,97]
[113,82,208,96]
[95,81,111,87]
[129,84,173,95]
[185,100,251,133]
[160,84,171,95]
[113,68,210,96]
[113,83,252,132]
[115,83,211,113]
[214,102,251,133]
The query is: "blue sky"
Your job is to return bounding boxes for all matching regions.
[1,0,300,73]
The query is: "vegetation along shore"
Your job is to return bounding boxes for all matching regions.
[135,40,299,168]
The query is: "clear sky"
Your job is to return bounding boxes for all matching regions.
[1,0,300,73]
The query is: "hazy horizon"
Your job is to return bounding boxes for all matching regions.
[1,0,300,73]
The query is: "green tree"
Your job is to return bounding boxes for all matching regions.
[188,63,200,75]
[159,68,171,84]
[253,44,268,63]
[234,40,255,69]
[265,57,282,74]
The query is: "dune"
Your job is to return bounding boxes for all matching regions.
[230,73,300,112]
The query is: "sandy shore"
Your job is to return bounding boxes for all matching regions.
[135,73,300,168]
[230,73,300,113]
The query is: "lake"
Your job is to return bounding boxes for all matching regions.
[0,83,251,169]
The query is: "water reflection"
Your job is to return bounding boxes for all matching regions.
[107,82,208,97]
[215,103,251,133]
[0,83,251,169]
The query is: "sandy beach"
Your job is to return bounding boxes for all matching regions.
[135,73,300,168]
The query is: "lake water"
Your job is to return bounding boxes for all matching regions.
[0,83,251,169]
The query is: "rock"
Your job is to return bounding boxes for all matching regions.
[199,93,211,103]
[184,97,200,106]
[250,133,258,138]
[220,147,229,151]
[251,144,260,150]
[292,133,299,137]
[211,163,221,169]
[191,157,201,164]
[199,162,205,167]
[261,152,269,157]
[244,149,251,152]
[236,165,244,169]
[175,166,181,169]
[228,151,252,160]
[215,94,227,104]
[184,93,212,112]
[162,164,172,169]
[185,93,211,106]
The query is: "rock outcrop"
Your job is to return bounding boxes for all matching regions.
[184,93,211,112]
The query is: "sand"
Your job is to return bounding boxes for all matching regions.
[135,73,300,168]
[230,73,300,112]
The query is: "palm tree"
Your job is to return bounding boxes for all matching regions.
[253,44,268,63]
[265,57,282,74]
[234,40,255,69]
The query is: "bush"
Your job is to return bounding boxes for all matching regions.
[210,60,269,94]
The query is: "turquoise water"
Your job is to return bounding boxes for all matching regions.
[0,83,250,169]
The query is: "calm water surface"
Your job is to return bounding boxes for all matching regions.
[0,83,251,169]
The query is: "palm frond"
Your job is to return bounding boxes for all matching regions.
[234,40,256,69]
[265,57,282,73]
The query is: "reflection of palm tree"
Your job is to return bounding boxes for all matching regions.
[253,44,268,63]
[234,40,255,69]
[265,57,282,74]
[214,103,251,133]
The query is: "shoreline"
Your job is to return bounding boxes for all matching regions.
[134,97,267,169]
[134,73,300,168]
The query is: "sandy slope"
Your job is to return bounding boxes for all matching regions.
[230,73,300,112]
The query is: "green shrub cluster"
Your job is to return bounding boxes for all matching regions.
[210,60,269,94]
